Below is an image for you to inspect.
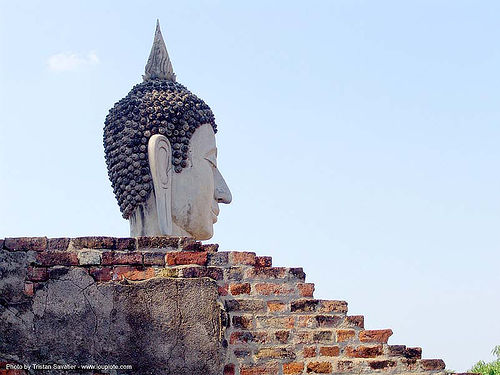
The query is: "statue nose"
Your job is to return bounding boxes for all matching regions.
[214,169,232,204]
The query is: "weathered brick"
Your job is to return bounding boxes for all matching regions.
[113,266,155,281]
[200,243,219,253]
[240,363,279,375]
[136,236,179,249]
[89,267,113,282]
[246,267,287,279]
[336,360,354,372]
[223,364,235,375]
[234,349,252,358]
[166,251,207,266]
[179,237,202,250]
[313,330,333,343]
[102,251,142,265]
[226,299,266,312]
[255,256,272,267]
[318,300,348,313]
[229,331,267,344]
[224,267,245,281]
[291,299,318,312]
[275,330,290,344]
[297,315,317,328]
[267,301,287,313]
[359,329,393,343]
[306,361,332,373]
[336,329,356,342]
[218,284,228,296]
[319,346,339,357]
[255,283,295,295]
[27,266,48,282]
[345,345,383,358]
[295,331,313,344]
[5,237,47,251]
[36,251,78,266]
[143,252,166,266]
[256,347,295,360]
[303,346,316,358]
[47,238,70,250]
[24,282,34,296]
[297,283,315,297]
[181,266,223,280]
[316,315,342,328]
[406,347,422,359]
[47,266,71,279]
[77,250,102,265]
[72,236,114,249]
[256,316,294,329]
[369,360,397,370]
[229,251,256,265]
[207,252,229,266]
[115,238,136,250]
[289,267,306,281]
[230,282,251,295]
[283,362,304,374]
[156,268,180,278]
[232,315,253,329]
[346,315,364,328]
[421,359,446,370]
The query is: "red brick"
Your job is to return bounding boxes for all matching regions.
[232,315,253,329]
[27,266,48,282]
[223,364,235,375]
[255,283,295,295]
[230,282,251,295]
[421,359,446,371]
[36,251,78,266]
[113,266,155,281]
[218,284,228,296]
[289,267,306,281]
[166,251,207,266]
[137,236,179,249]
[345,345,383,358]
[229,251,256,265]
[240,364,279,375]
[255,256,272,267]
[89,267,113,282]
[267,301,287,312]
[359,329,393,343]
[303,346,317,358]
[72,236,114,249]
[143,252,166,266]
[179,237,202,251]
[102,251,142,265]
[295,331,313,344]
[369,360,397,370]
[5,237,47,251]
[306,361,332,373]
[319,346,340,357]
[297,283,315,297]
[200,243,219,253]
[291,299,319,312]
[229,331,267,344]
[318,300,348,313]
[283,362,304,374]
[47,238,70,250]
[336,329,356,342]
[24,282,34,296]
[297,315,317,328]
[346,315,364,328]
[115,238,136,250]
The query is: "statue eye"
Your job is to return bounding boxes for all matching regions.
[204,157,217,168]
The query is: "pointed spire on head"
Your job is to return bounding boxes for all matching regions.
[143,20,176,82]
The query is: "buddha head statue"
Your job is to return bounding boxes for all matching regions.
[103,21,232,240]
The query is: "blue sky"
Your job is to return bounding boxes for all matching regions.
[1,1,499,370]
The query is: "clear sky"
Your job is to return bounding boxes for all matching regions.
[1,1,499,371]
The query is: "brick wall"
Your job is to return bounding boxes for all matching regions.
[1,237,462,375]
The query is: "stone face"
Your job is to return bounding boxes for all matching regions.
[1,267,224,375]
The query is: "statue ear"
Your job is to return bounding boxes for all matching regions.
[148,134,173,235]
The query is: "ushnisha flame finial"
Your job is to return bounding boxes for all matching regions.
[143,20,176,82]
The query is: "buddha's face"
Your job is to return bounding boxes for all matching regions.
[170,123,232,240]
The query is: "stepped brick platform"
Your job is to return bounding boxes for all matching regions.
[1,237,453,375]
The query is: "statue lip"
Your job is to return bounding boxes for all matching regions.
[211,202,219,223]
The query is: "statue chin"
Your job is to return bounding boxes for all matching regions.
[129,124,231,240]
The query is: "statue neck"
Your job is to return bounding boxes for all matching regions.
[129,191,191,237]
